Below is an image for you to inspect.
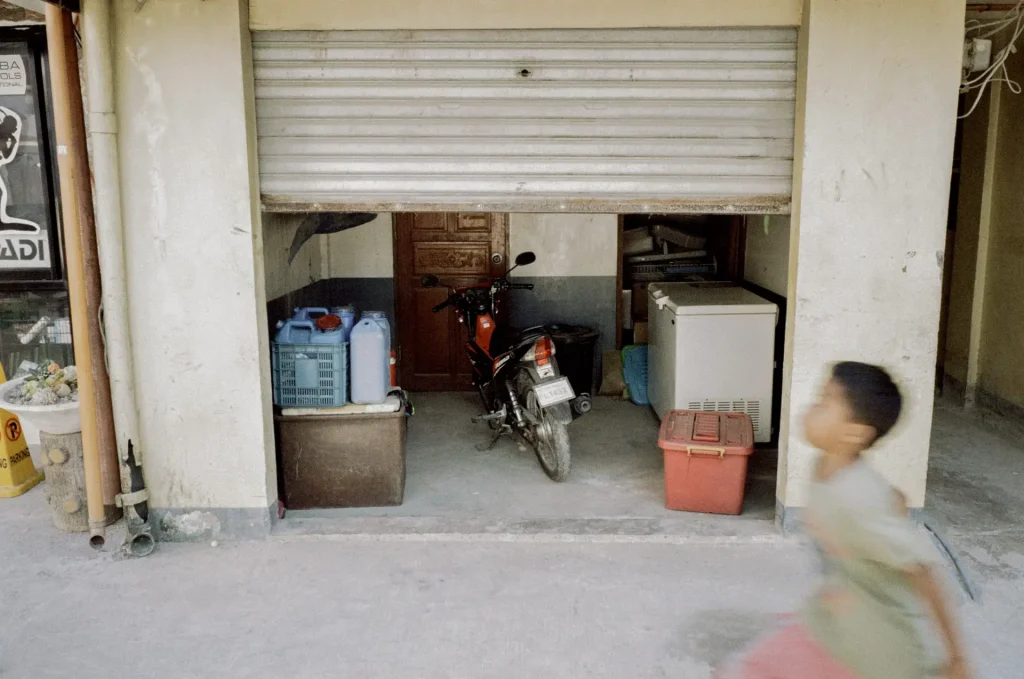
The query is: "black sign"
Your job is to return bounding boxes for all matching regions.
[0,30,63,286]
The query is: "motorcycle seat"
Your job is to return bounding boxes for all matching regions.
[490,325,547,355]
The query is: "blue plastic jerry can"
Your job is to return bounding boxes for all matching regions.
[275,319,316,344]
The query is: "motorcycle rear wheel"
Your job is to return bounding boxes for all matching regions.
[526,391,571,482]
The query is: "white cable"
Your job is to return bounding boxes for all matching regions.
[982,10,1024,38]
[960,2,1024,118]
[966,0,1024,35]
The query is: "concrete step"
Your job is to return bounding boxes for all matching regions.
[271,514,789,544]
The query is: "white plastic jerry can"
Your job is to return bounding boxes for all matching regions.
[350,318,388,404]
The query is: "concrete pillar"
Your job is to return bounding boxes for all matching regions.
[777,0,965,523]
[114,0,275,539]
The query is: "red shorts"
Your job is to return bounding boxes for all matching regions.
[716,624,860,679]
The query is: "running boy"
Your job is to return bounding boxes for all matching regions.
[719,361,971,679]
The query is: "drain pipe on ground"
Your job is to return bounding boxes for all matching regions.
[80,0,154,558]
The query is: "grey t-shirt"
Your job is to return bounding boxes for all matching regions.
[801,460,942,679]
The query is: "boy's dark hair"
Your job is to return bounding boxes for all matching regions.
[832,361,903,443]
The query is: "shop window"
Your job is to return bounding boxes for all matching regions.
[0,28,63,285]
[0,290,73,376]
[0,28,68,377]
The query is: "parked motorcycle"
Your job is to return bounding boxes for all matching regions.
[423,252,581,481]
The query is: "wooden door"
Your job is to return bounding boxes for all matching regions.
[395,213,509,391]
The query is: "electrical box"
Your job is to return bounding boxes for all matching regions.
[964,38,993,73]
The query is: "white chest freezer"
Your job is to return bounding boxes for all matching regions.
[647,283,778,442]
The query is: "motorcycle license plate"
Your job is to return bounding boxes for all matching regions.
[534,378,575,408]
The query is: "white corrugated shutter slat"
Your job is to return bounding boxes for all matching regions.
[253,28,797,213]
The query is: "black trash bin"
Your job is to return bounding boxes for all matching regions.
[546,324,600,416]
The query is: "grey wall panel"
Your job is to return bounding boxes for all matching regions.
[507,276,618,389]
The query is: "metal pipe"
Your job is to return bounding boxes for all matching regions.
[44,5,110,545]
[81,0,153,554]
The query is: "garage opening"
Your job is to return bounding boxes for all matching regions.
[252,25,796,527]
[261,211,791,524]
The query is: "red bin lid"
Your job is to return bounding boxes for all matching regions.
[658,410,754,456]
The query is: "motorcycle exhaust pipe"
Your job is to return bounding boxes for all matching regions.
[572,395,592,417]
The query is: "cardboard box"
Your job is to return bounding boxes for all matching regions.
[633,322,649,344]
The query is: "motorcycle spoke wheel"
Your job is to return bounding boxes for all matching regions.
[526,391,571,482]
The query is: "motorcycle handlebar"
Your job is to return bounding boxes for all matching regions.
[432,280,532,313]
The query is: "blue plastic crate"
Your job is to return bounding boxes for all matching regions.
[272,342,348,408]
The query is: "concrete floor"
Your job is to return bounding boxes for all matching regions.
[923,400,1024,580]
[283,393,777,536]
[1,401,1022,678]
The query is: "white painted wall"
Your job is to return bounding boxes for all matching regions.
[114,0,274,512]
[263,213,324,300]
[326,214,394,278]
[103,0,964,519]
[509,214,618,277]
[744,216,790,297]
[318,213,617,278]
[263,213,393,297]
[778,0,964,508]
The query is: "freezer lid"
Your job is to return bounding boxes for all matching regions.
[648,283,779,316]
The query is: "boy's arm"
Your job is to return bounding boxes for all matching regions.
[909,566,970,679]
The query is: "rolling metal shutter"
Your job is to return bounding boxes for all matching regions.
[253,29,797,213]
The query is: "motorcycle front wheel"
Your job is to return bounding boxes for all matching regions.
[525,391,571,482]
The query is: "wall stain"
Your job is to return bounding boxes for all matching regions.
[158,510,221,541]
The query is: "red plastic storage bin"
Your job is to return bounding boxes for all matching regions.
[658,410,754,515]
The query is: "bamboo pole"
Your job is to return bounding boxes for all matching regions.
[44,5,113,546]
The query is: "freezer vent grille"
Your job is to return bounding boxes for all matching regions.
[687,399,761,435]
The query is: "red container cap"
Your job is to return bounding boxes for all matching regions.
[658,410,754,456]
[316,314,343,331]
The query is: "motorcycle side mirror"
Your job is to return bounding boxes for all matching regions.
[421,274,441,288]
[506,251,536,277]
[514,252,537,267]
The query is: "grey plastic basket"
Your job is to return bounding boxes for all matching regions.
[272,342,348,408]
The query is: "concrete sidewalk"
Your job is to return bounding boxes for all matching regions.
[1,400,1022,678]
[1,489,1022,678]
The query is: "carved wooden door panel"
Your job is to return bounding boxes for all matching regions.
[394,213,509,391]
